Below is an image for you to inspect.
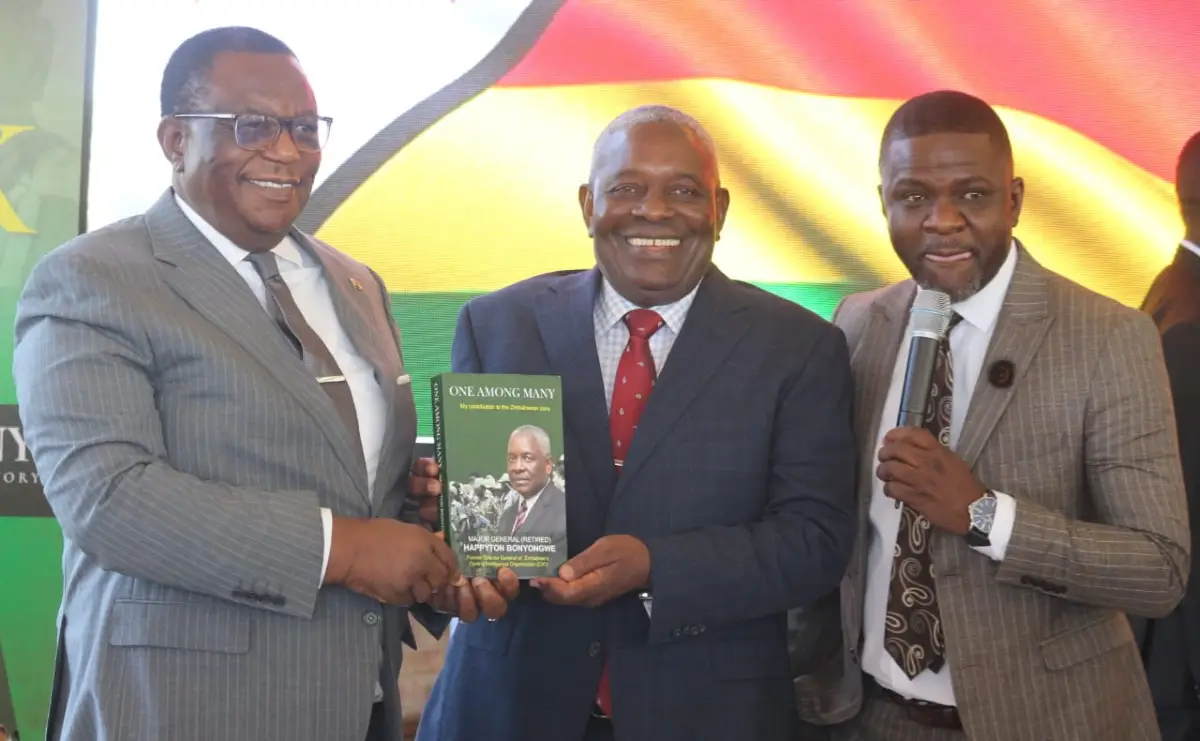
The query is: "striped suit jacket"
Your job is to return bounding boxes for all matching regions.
[793,245,1191,740]
[13,190,438,741]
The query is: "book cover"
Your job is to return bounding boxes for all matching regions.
[431,373,567,579]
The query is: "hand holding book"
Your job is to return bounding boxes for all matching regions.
[323,517,463,604]
[412,457,521,620]
[425,556,521,621]
[531,534,650,607]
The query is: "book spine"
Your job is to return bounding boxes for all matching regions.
[430,375,451,545]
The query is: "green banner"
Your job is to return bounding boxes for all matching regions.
[0,0,95,737]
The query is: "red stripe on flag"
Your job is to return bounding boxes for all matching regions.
[499,0,1200,181]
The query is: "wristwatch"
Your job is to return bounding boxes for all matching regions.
[965,490,998,547]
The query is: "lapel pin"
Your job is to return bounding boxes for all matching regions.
[988,359,1015,389]
[349,278,363,291]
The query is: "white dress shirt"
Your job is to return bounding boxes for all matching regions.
[174,196,387,584]
[1181,239,1200,260]
[861,242,1020,706]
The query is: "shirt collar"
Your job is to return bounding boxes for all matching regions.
[594,276,702,335]
[945,239,1019,334]
[1181,239,1200,260]
[174,193,310,270]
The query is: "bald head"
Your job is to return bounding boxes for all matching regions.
[1177,131,1200,240]
[589,105,720,185]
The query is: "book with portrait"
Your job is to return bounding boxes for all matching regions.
[431,372,568,579]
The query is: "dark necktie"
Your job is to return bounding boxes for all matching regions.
[596,308,665,718]
[884,312,962,678]
[246,251,364,470]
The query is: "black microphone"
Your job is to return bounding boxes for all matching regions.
[891,289,952,507]
[896,289,953,429]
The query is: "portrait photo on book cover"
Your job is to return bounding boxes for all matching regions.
[446,424,568,578]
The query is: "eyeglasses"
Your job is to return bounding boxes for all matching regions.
[173,112,333,153]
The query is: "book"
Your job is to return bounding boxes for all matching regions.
[431,372,568,579]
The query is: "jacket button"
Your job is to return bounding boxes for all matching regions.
[587,641,602,658]
[362,611,380,626]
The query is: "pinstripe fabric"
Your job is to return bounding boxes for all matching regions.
[796,244,1190,741]
[832,690,964,741]
[12,190,422,741]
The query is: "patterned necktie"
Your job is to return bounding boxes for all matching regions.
[511,498,529,535]
[246,252,364,469]
[596,308,665,718]
[884,312,962,678]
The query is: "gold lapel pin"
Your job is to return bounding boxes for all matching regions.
[349,278,363,291]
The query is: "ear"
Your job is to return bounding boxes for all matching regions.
[578,183,594,237]
[157,116,186,173]
[714,187,731,241]
[877,184,886,219]
[1009,176,1025,228]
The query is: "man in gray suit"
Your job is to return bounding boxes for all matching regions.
[794,90,1190,740]
[12,26,516,741]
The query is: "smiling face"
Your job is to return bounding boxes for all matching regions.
[880,132,1023,302]
[158,51,321,252]
[579,120,729,307]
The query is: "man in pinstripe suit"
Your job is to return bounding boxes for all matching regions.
[793,90,1191,740]
[12,27,515,741]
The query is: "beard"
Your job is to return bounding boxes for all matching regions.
[915,268,983,303]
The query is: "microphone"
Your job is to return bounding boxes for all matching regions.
[891,289,953,507]
[896,289,953,429]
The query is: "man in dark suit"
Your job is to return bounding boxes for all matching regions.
[1134,130,1200,741]
[414,104,858,741]
[497,426,567,536]
[496,424,568,578]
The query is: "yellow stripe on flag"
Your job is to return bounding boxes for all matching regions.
[317,79,1179,306]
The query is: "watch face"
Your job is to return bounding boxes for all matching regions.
[971,496,997,531]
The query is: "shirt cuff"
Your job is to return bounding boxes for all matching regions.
[970,491,1015,562]
[320,507,333,585]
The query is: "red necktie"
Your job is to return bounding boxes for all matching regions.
[596,308,664,718]
[511,499,528,535]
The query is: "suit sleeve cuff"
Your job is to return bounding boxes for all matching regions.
[319,507,332,585]
[971,491,1015,561]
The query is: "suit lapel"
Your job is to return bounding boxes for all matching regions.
[614,269,752,503]
[146,191,370,502]
[955,247,1054,468]
[535,271,617,511]
[852,286,913,514]
[295,232,403,506]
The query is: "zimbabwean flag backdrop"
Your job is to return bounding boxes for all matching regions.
[297,0,1200,440]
